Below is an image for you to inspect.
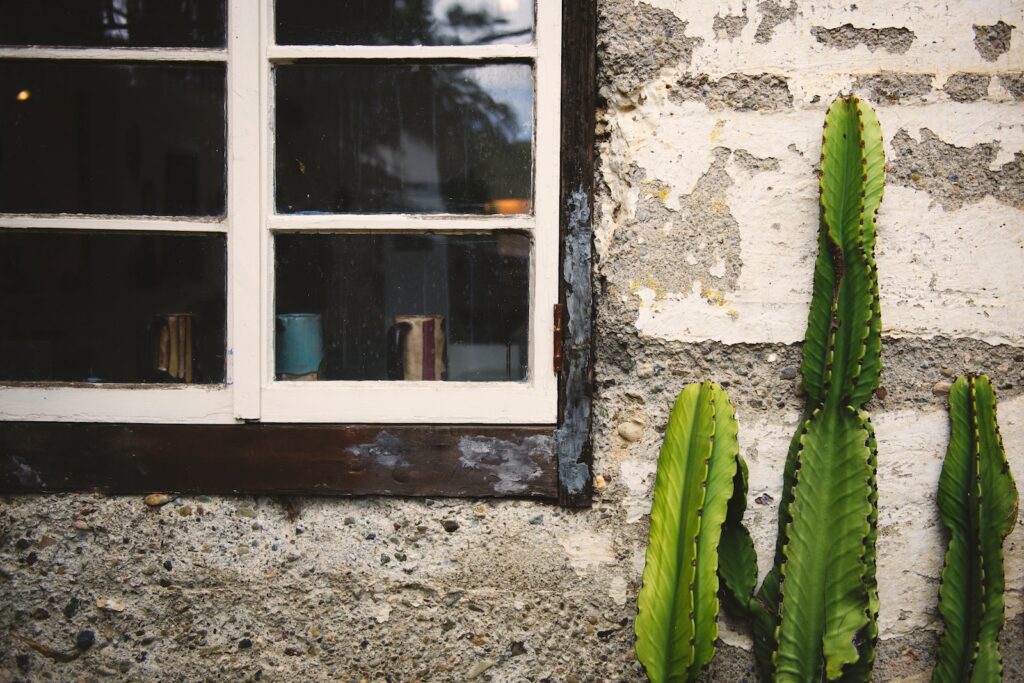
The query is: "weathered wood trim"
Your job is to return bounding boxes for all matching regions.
[556,0,598,507]
[0,423,557,499]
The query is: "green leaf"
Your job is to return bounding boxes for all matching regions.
[933,376,1019,683]
[800,222,838,406]
[801,95,886,411]
[839,411,880,682]
[818,97,877,409]
[774,407,873,681]
[719,436,781,683]
[850,98,885,407]
[635,381,744,682]
[719,456,757,615]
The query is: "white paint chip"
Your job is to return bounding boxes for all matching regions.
[560,532,616,573]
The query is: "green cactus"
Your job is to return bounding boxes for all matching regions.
[719,94,885,681]
[635,381,745,682]
[932,375,1019,683]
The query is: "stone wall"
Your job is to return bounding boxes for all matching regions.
[2,1,1022,681]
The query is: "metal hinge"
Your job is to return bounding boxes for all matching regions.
[553,303,565,375]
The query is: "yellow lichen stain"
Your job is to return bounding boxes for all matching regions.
[709,119,725,143]
[646,276,666,302]
[640,179,671,204]
[710,196,729,214]
[701,287,728,307]
[726,309,739,319]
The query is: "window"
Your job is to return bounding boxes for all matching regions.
[0,1,596,504]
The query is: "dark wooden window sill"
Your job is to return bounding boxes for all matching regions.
[0,422,559,499]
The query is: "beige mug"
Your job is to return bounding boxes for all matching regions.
[387,314,446,381]
[153,313,194,383]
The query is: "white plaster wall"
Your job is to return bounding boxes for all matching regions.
[599,1,1024,347]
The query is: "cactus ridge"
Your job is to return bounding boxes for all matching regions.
[932,375,1019,683]
[720,95,884,682]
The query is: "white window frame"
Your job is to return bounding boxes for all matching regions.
[0,0,562,425]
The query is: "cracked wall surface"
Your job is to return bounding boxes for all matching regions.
[2,1,1024,681]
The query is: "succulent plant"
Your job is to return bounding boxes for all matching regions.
[719,94,885,682]
[635,381,745,682]
[932,375,1019,683]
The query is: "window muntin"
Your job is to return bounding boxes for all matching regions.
[0,0,561,424]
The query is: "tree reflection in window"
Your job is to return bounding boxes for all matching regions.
[275,0,533,47]
[275,62,533,215]
[0,0,226,48]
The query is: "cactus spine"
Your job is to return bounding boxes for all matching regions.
[635,381,745,682]
[719,95,885,682]
[932,375,1019,683]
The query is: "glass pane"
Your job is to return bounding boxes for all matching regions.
[0,230,226,383]
[0,61,225,216]
[275,62,533,215]
[274,233,530,382]
[1,0,226,48]
[275,0,533,46]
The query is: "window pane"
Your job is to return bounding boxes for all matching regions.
[1,0,226,48]
[274,233,530,382]
[0,230,226,384]
[275,62,532,215]
[275,0,533,46]
[0,61,225,216]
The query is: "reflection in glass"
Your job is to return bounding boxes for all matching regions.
[276,0,533,46]
[275,62,532,215]
[1,0,226,48]
[0,231,226,383]
[274,233,530,381]
[0,61,226,216]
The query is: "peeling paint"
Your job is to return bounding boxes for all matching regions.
[811,24,916,54]
[9,456,42,488]
[604,149,742,295]
[974,20,1015,62]
[942,72,992,103]
[853,72,935,104]
[457,435,551,494]
[713,7,748,41]
[999,72,1024,100]
[556,186,595,502]
[597,1,701,99]
[889,128,1024,210]
[559,531,615,572]
[346,431,408,468]
[673,72,793,111]
[754,0,798,44]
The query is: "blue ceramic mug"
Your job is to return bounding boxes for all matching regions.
[275,313,324,379]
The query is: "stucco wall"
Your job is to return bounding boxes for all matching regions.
[2,1,1023,681]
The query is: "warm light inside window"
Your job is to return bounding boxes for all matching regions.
[16,89,30,101]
